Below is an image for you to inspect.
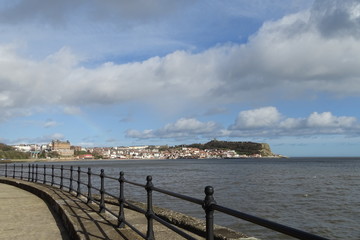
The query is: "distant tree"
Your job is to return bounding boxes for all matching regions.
[184,140,269,155]
[38,151,47,158]
[74,150,89,156]
[92,152,103,159]
[47,151,60,158]
[0,143,15,151]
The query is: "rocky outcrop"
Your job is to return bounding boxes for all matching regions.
[188,140,277,157]
[259,143,273,156]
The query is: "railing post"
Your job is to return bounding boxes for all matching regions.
[28,164,31,181]
[118,171,125,228]
[35,164,38,182]
[5,164,7,177]
[203,186,216,240]
[69,166,73,192]
[76,167,81,197]
[99,169,105,213]
[13,164,15,178]
[145,175,155,240]
[43,165,46,184]
[60,165,64,189]
[31,164,34,181]
[20,164,23,180]
[87,168,93,204]
[51,165,54,186]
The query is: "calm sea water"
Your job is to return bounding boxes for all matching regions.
[44,158,359,239]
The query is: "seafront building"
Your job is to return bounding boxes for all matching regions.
[80,146,243,159]
[51,140,74,157]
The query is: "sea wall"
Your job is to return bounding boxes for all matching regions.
[0,178,256,240]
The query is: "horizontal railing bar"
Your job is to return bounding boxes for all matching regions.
[152,186,203,205]
[123,179,145,188]
[152,214,198,240]
[125,201,147,215]
[212,204,329,240]
[52,166,63,170]
[103,175,118,181]
[49,166,71,171]
[92,186,101,192]
[103,207,118,219]
[77,181,87,186]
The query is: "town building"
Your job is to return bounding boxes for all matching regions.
[52,140,74,157]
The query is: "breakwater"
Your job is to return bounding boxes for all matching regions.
[0,162,331,240]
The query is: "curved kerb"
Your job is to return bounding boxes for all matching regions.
[0,177,252,240]
[0,178,140,240]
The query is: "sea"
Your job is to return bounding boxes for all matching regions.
[30,158,360,239]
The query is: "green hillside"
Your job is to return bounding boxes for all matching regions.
[0,143,30,159]
[186,140,274,156]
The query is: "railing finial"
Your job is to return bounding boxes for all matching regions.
[203,186,216,240]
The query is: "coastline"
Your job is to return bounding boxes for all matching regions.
[0,157,170,164]
[0,155,290,164]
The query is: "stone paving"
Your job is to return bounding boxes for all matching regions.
[0,178,204,240]
[0,178,252,240]
[0,183,70,240]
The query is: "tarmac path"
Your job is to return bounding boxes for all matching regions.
[0,183,70,240]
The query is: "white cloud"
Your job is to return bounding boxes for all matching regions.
[279,118,304,129]
[43,120,59,128]
[307,112,357,128]
[125,129,155,139]
[7,133,65,145]
[126,107,360,141]
[63,106,83,116]
[126,118,219,140]
[230,106,281,129]
[1,0,360,123]
[228,107,360,137]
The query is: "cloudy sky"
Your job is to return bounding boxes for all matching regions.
[1,0,360,156]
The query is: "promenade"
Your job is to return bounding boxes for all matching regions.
[0,179,206,240]
[0,183,69,240]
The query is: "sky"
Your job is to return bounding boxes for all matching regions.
[1,0,360,157]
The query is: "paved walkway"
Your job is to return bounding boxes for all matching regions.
[0,183,70,240]
[0,179,205,240]
[0,178,249,240]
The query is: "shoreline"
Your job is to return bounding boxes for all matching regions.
[0,155,290,164]
[0,157,170,164]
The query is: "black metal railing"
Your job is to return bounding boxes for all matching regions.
[0,163,330,240]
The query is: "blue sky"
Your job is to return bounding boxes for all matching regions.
[1,0,360,156]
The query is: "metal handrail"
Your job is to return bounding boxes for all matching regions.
[0,163,331,240]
